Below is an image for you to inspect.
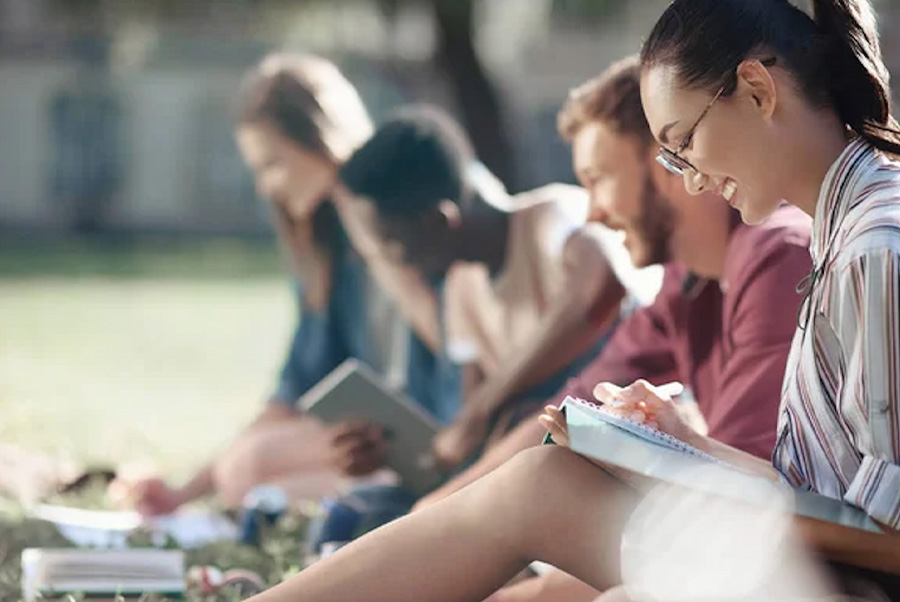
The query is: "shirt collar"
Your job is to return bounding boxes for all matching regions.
[811,137,876,264]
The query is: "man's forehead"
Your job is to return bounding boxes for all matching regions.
[572,121,607,166]
[574,120,644,168]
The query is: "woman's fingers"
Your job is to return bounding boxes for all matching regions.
[538,406,570,447]
[593,382,624,406]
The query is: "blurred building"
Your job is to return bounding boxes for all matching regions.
[0,0,897,234]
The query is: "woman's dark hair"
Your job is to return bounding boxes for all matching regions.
[236,54,373,269]
[641,0,900,157]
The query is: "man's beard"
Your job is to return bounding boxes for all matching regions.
[635,174,675,267]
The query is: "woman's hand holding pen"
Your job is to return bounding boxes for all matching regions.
[538,380,699,450]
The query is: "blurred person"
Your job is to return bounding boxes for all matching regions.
[229,0,900,595]
[131,54,456,515]
[411,54,809,509]
[411,55,813,602]
[335,106,658,471]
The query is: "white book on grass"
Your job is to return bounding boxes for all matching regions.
[31,504,238,549]
[556,396,881,534]
[21,548,185,600]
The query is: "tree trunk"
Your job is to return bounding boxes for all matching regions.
[430,0,518,191]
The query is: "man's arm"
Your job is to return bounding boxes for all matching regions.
[332,189,442,352]
[456,231,625,421]
[433,264,684,469]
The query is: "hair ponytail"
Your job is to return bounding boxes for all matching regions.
[811,0,900,156]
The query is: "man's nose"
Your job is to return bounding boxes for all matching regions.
[588,192,612,225]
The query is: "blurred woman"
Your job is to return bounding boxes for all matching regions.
[132,54,451,514]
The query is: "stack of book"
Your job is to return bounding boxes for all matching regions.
[21,548,185,600]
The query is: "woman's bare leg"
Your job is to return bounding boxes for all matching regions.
[251,446,637,602]
[591,585,632,602]
[485,570,601,602]
[213,415,341,506]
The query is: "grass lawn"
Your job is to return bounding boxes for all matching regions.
[0,235,296,481]
[0,236,336,602]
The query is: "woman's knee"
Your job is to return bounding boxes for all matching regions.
[500,445,610,498]
[213,419,334,507]
[213,430,272,507]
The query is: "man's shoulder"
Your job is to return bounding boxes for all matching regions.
[729,205,811,259]
[509,183,588,222]
[515,183,588,204]
[725,205,812,283]
[723,206,813,311]
[511,184,589,259]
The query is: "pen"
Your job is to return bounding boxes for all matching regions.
[657,382,685,398]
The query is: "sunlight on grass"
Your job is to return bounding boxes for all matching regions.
[0,241,297,481]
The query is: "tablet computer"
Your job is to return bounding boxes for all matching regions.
[299,359,443,495]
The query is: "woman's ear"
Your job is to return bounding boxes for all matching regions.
[735,59,777,121]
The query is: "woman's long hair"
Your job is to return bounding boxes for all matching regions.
[236,53,373,278]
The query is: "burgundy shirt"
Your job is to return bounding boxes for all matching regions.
[561,206,812,459]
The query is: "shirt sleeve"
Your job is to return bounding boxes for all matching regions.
[554,266,683,402]
[837,250,900,528]
[705,240,812,459]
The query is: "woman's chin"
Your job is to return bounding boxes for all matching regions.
[733,195,776,226]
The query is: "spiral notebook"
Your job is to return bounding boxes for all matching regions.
[560,397,729,465]
[552,396,881,533]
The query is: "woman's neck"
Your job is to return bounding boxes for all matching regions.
[783,110,851,219]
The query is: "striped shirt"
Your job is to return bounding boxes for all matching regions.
[773,138,900,528]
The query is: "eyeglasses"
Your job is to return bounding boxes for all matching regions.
[656,84,727,176]
[656,57,777,176]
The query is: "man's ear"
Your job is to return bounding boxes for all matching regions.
[735,58,777,121]
[436,199,462,229]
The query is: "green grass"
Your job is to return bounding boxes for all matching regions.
[0,236,295,480]
[0,509,310,602]
[0,236,311,601]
